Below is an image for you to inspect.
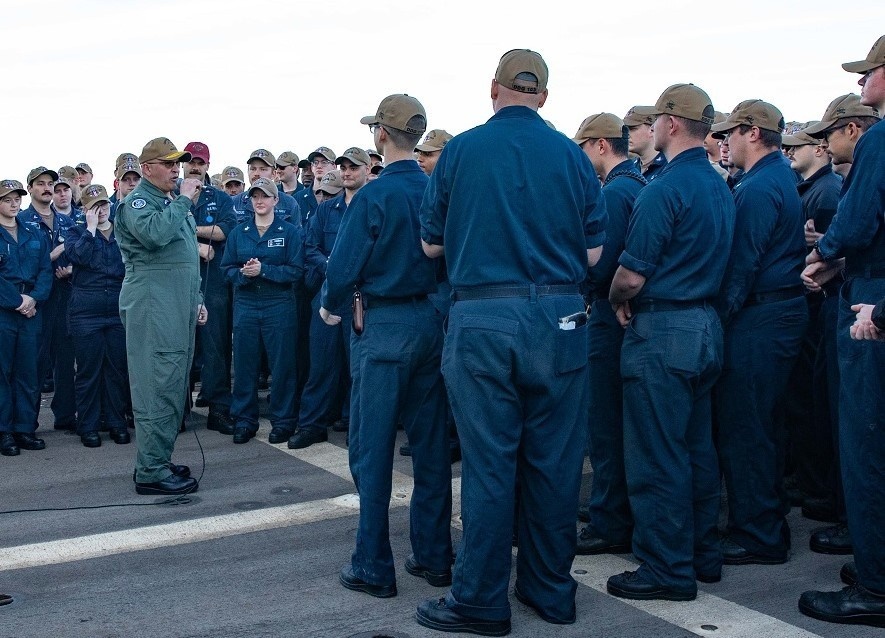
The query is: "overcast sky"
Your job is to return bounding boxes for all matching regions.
[3,0,882,194]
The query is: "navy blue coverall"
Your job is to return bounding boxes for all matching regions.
[0,221,52,434]
[420,105,607,624]
[221,215,303,436]
[323,159,452,590]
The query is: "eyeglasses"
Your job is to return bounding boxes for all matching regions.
[144,160,179,169]
[369,124,383,134]
[311,159,333,167]
[822,124,848,143]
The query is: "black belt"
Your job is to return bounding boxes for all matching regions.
[743,288,805,307]
[366,295,427,309]
[453,284,578,301]
[632,298,708,313]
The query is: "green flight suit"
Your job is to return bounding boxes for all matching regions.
[116,179,201,483]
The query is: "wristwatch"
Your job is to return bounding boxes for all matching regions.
[812,240,826,260]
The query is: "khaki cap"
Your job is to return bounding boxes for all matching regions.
[115,158,142,179]
[415,129,453,152]
[307,147,336,163]
[76,162,93,174]
[221,166,245,185]
[494,49,548,94]
[247,149,275,167]
[115,153,138,170]
[367,149,383,161]
[360,94,427,135]
[335,147,371,167]
[633,84,715,124]
[0,179,27,198]
[27,166,59,186]
[314,170,343,195]
[842,35,885,74]
[623,106,656,127]
[782,123,821,147]
[248,177,279,198]
[782,134,818,147]
[572,113,627,144]
[277,151,301,167]
[711,100,785,135]
[713,111,727,125]
[54,176,75,190]
[804,94,881,137]
[80,184,110,209]
[139,138,191,164]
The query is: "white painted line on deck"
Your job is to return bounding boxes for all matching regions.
[571,554,823,638]
[2,416,821,638]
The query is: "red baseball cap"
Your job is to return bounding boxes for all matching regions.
[184,142,210,163]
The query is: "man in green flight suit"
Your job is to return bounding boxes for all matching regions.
[116,138,206,495]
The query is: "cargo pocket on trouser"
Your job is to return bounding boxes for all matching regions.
[664,326,705,376]
[149,350,187,418]
[555,323,588,375]
[457,316,518,377]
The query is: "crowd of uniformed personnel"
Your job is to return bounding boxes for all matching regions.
[1,38,883,633]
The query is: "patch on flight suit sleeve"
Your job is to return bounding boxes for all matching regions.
[131,199,147,209]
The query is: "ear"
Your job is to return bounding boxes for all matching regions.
[597,139,607,154]
[490,79,499,101]
[846,121,860,141]
[537,88,549,109]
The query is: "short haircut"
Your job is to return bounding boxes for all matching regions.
[383,116,425,151]
[588,137,629,157]
[831,115,880,133]
[737,124,782,149]
[678,116,712,141]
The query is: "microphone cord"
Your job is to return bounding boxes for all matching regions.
[0,187,223,515]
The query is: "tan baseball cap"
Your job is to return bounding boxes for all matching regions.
[115,153,138,170]
[415,129,453,152]
[54,176,75,190]
[623,106,656,127]
[633,84,715,125]
[314,170,343,195]
[27,166,59,186]
[367,149,383,161]
[842,35,885,74]
[0,179,27,198]
[572,113,627,144]
[711,100,785,135]
[221,166,245,185]
[76,162,93,174]
[307,147,336,163]
[335,147,371,167]
[781,133,817,147]
[494,49,548,94]
[247,149,275,167]
[139,138,191,164]
[277,151,301,168]
[248,177,279,198]
[804,94,881,138]
[115,158,142,179]
[360,94,427,135]
[80,184,110,209]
